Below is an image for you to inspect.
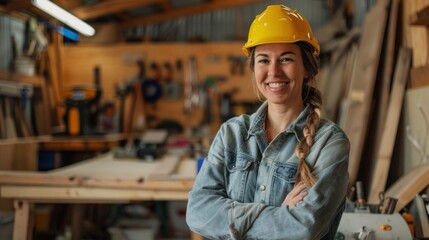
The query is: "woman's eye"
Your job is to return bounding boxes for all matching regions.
[280,57,293,63]
[257,59,269,64]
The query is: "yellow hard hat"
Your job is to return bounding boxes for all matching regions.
[242,5,320,57]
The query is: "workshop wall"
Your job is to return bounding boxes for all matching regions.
[58,42,258,137]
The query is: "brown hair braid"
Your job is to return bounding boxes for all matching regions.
[248,42,322,188]
[294,41,322,188]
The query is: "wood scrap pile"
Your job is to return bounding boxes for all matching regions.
[314,0,429,213]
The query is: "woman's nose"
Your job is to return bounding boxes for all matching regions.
[268,61,281,76]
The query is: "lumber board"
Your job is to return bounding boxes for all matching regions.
[130,82,146,133]
[340,44,358,107]
[314,9,348,48]
[365,0,401,195]
[3,97,17,139]
[46,34,65,127]
[0,70,43,86]
[33,76,52,135]
[385,163,429,212]
[46,46,62,108]
[49,154,181,178]
[1,186,189,201]
[0,153,195,190]
[321,46,348,121]
[38,133,126,151]
[354,0,400,191]
[148,156,180,178]
[322,27,360,65]
[13,100,33,137]
[13,200,32,240]
[367,47,412,203]
[340,0,389,186]
[0,171,80,186]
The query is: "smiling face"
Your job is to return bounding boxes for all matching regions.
[253,43,307,110]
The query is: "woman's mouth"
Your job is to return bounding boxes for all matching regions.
[268,82,288,89]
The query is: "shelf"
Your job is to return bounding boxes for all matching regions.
[0,70,44,86]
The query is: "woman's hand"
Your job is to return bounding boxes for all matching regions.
[282,181,308,208]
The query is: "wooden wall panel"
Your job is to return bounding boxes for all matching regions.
[59,43,255,136]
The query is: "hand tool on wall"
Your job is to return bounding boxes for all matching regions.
[114,60,149,158]
[116,84,132,134]
[228,55,247,75]
[131,61,146,133]
[184,56,199,114]
[219,88,238,123]
[162,61,182,99]
[201,76,226,125]
[142,62,162,107]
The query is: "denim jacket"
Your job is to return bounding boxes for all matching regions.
[186,101,350,240]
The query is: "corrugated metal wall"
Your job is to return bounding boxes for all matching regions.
[124,0,330,42]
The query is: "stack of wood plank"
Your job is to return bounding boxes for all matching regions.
[316,0,429,216]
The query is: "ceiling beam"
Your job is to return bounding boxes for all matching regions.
[71,0,165,20]
[4,0,51,20]
[53,0,81,9]
[159,0,173,12]
[119,0,262,28]
[0,6,28,21]
[4,0,32,10]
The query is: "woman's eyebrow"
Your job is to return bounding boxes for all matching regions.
[255,53,269,58]
[280,51,296,56]
[255,51,297,58]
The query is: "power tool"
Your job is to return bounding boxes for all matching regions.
[61,66,104,136]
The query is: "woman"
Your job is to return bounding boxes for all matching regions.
[186,5,350,240]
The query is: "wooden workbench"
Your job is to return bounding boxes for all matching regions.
[0,152,198,240]
[38,133,126,152]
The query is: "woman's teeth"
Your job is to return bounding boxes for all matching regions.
[268,82,287,88]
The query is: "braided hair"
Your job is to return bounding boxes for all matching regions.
[294,41,321,188]
[249,42,322,188]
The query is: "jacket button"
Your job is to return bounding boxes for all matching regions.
[259,185,266,191]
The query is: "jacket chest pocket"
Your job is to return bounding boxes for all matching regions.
[226,154,253,201]
[271,163,298,205]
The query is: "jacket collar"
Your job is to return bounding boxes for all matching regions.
[248,101,309,141]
